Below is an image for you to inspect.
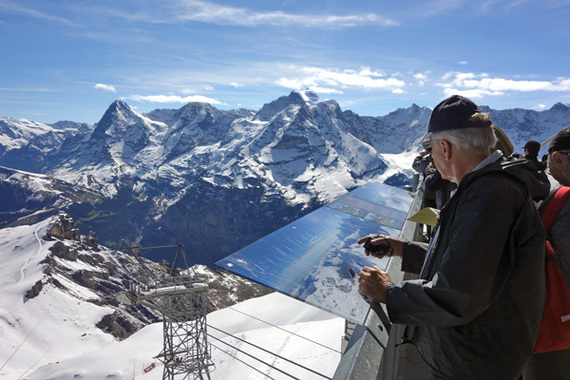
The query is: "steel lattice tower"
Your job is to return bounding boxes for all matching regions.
[118,243,214,380]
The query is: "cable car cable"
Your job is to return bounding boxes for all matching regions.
[208,325,331,379]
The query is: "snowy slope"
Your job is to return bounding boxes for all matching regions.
[0,118,58,152]
[0,216,343,380]
[5,293,342,380]
[0,219,118,379]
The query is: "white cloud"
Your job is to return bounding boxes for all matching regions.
[127,94,221,104]
[459,61,468,65]
[441,88,502,99]
[0,1,77,26]
[358,67,386,77]
[0,87,54,92]
[438,72,570,96]
[180,85,214,95]
[535,103,547,110]
[413,72,429,87]
[550,77,570,91]
[308,86,343,94]
[277,66,405,92]
[174,0,398,28]
[94,83,116,93]
[277,77,304,89]
[66,0,399,29]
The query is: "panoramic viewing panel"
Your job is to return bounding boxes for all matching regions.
[215,182,413,324]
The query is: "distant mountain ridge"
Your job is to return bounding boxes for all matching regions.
[1,91,569,266]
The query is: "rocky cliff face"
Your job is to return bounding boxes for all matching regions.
[27,212,270,340]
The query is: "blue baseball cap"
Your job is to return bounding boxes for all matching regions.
[427,95,491,133]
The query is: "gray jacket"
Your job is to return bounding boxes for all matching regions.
[386,158,548,379]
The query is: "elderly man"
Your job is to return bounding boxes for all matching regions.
[523,126,570,380]
[358,95,548,379]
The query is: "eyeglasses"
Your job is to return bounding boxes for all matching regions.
[421,139,440,154]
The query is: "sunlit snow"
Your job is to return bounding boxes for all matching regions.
[0,219,344,380]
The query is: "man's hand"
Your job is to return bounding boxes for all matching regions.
[357,235,404,258]
[358,266,393,304]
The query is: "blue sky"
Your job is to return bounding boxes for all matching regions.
[1,0,569,124]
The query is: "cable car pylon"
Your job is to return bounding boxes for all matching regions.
[117,243,214,380]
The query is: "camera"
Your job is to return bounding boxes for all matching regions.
[363,236,391,256]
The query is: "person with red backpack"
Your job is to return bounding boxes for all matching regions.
[523,126,570,380]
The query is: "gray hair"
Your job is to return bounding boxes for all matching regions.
[431,113,497,152]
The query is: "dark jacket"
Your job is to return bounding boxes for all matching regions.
[413,154,437,207]
[501,159,550,201]
[424,170,457,209]
[386,157,548,379]
[525,155,547,172]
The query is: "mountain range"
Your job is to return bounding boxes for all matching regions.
[1,90,569,267]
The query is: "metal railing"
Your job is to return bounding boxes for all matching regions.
[333,176,428,380]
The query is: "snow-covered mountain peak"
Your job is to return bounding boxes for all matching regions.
[0,117,57,152]
[254,90,322,122]
[147,102,216,126]
[107,99,132,116]
[549,102,570,113]
[177,101,216,119]
[68,100,172,177]
[48,120,93,133]
[293,89,320,104]
[94,100,146,135]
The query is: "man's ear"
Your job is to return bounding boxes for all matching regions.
[440,139,452,160]
[551,152,564,169]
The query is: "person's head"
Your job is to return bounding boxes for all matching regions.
[422,95,496,183]
[523,140,541,158]
[491,124,514,157]
[547,126,570,186]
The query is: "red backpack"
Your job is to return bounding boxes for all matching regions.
[533,186,570,353]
